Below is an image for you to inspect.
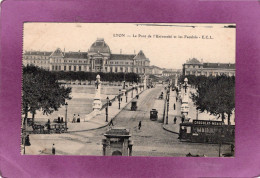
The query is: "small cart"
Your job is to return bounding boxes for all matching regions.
[150,109,158,121]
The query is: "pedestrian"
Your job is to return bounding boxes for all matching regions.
[72,114,76,123]
[174,103,176,110]
[61,117,64,123]
[181,117,184,123]
[174,116,177,124]
[25,135,31,146]
[108,119,114,126]
[52,144,55,155]
[138,121,142,130]
[57,116,60,123]
[47,119,51,132]
[176,97,178,102]
[231,144,235,154]
[184,127,187,133]
[77,114,80,123]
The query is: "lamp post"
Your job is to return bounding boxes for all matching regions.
[218,134,225,157]
[118,89,121,109]
[65,102,68,132]
[106,96,109,122]
[166,92,169,125]
[131,86,134,98]
[183,78,188,93]
[125,92,128,103]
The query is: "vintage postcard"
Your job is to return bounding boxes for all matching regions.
[21,23,235,157]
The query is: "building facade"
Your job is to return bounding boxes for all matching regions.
[23,38,151,74]
[162,69,182,77]
[182,58,235,77]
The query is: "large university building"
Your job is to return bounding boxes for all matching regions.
[23,38,152,74]
[182,58,235,77]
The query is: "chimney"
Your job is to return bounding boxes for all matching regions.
[134,50,136,54]
[120,49,122,54]
[201,59,203,63]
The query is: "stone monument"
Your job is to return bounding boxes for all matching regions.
[92,74,102,111]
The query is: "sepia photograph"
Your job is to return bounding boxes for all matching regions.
[21,23,235,157]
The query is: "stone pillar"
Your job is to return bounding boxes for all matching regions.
[144,75,147,90]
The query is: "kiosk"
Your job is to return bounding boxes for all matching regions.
[102,127,133,156]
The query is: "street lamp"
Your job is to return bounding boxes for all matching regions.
[131,86,134,98]
[118,89,121,109]
[65,102,68,132]
[106,96,109,122]
[183,78,188,93]
[218,134,225,157]
[166,92,169,125]
[196,108,199,120]
[125,92,128,103]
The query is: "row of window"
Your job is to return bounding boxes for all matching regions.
[25,60,49,64]
[25,58,148,67]
[185,65,202,69]
[24,56,49,60]
[186,71,235,76]
[51,65,146,73]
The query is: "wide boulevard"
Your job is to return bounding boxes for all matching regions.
[27,85,230,157]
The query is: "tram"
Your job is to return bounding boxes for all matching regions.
[179,120,235,144]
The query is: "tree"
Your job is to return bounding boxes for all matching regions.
[22,65,72,127]
[191,75,235,125]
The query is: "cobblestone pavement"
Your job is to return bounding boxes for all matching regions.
[25,85,231,157]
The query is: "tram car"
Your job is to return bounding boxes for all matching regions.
[131,99,138,111]
[150,109,158,121]
[179,120,235,144]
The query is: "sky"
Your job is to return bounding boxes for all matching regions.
[23,23,236,69]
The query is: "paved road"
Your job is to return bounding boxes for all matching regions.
[69,86,231,157]
[27,85,231,157]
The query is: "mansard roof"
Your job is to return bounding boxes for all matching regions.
[24,51,52,56]
[64,52,88,59]
[134,50,147,60]
[89,38,111,54]
[203,63,235,69]
[110,54,135,61]
[51,48,64,57]
[185,58,202,65]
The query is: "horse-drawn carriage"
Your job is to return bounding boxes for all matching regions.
[31,122,67,134]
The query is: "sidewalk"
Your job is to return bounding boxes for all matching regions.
[67,87,145,132]
[162,89,182,134]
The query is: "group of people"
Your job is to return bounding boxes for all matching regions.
[57,116,64,123]
[72,114,81,123]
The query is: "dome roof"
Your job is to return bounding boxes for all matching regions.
[89,38,111,54]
